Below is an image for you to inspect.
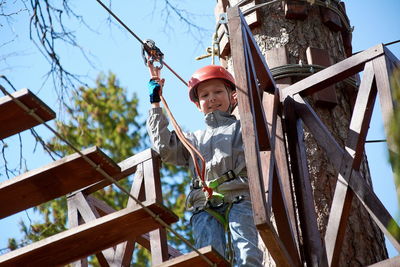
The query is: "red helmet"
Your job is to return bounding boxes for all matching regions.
[188,65,235,102]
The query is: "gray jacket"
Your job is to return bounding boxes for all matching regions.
[146,107,249,209]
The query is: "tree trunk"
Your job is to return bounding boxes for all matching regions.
[218,1,388,266]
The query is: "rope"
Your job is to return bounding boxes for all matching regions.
[0,84,215,267]
[94,0,210,193]
[270,63,359,88]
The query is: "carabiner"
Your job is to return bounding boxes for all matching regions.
[142,39,164,69]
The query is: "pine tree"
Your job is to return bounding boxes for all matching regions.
[8,72,192,266]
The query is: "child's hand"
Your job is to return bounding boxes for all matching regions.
[147,60,165,104]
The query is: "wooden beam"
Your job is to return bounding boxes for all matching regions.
[86,195,182,259]
[81,149,154,195]
[0,88,55,139]
[324,61,377,267]
[228,6,268,226]
[291,95,400,252]
[0,202,178,266]
[153,246,229,267]
[228,7,295,266]
[373,54,398,154]
[242,17,276,93]
[285,0,308,20]
[306,47,338,108]
[265,46,292,89]
[280,44,385,101]
[0,146,120,219]
[264,90,301,265]
[367,255,400,266]
[284,99,328,267]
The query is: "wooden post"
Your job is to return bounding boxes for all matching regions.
[228,6,298,266]
[324,61,377,267]
[284,96,328,267]
[306,47,338,108]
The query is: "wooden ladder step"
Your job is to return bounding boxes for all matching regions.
[155,246,230,267]
[0,146,120,219]
[0,88,56,139]
[0,202,178,266]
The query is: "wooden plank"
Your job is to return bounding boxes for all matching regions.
[284,99,328,267]
[373,55,398,154]
[0,146,120,219]
[265,46,292,89]
[68,192,128,266]
[154,246,229,267]
[321,6,342,32]
[86,195,182,259]
[81,149,153,195]
[0,88,56,139]
[306,47,338,107]
[242,17,276,93]
[285,0,308,20]
[243,33,271,151]
[228,6,269,226]
[280,44,385,101]
[228,7,296,266]
[324,61,377,267]
[291,95,400,251]
[0,202,178,266]
[263,90,301,265]
[272,167,302,266]
[257,222,295,267]
[368,255,400,267]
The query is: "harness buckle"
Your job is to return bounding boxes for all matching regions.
[206,196,224,209]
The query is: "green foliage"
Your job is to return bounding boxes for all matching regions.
[389,67,400,209]
[8,72,193,265]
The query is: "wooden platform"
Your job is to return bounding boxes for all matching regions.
[0,146,120,219]
[0,202,178,266]
[0,88,56,139]
[155,246,230,267]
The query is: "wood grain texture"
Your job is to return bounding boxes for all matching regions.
[153,246,229,267]
[0,146,120,219]
[0,203,178,267]
[0,88,55,139]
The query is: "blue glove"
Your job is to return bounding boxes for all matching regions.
[148,79,161,103]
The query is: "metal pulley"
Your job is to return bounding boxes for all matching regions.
[142,39,164,69]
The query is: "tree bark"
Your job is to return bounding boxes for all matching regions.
[219,1,388,266]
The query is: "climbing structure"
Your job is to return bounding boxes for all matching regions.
[0,4,399,267]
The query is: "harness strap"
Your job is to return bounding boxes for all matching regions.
[203,196,244,266]
[192,160,247,190]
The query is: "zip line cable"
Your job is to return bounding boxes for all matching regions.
[95,0,188,86]
[0,84,215,267]
[94,1,213,197]
[95,0,210,191]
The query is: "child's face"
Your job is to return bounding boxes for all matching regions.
[195,79,236,115]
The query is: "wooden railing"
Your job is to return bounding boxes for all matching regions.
[227,6,400,267]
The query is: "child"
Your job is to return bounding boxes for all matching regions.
[146,63,263,266]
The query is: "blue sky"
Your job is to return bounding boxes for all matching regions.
[1,0,399,259]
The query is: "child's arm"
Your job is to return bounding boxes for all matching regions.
[146,61,191,166]
[147,60,164,108]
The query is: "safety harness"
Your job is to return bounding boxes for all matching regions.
[188,160,248,265]
[144,39,245,265]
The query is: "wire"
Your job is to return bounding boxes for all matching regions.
[94,1,211,199]
[365,139,387,143]
[384,40,400,47]
[95,0,188,87]
[0,84,215,266]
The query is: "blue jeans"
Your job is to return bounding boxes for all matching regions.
[190,199,263,266]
